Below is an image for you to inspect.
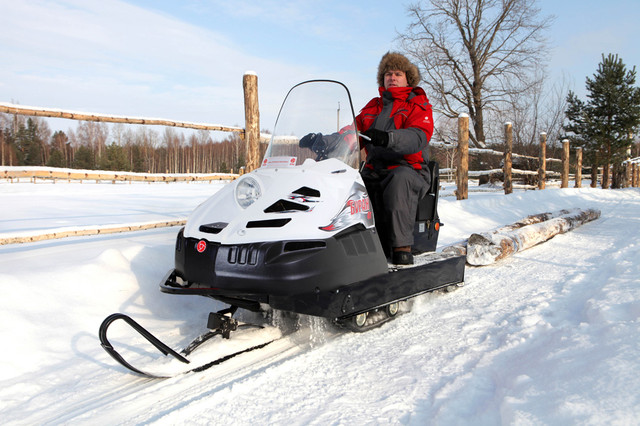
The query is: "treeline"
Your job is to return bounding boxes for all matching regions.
[0,113,252,173]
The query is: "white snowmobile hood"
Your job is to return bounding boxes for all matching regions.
[184,158,374,245]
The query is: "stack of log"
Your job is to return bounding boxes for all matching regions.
[443,208,601,266]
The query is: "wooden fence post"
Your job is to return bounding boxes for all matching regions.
[591,164,598,188]
[561,139,570,188]
[503,122,513,195]
[243,72,260,172]
[602,162,610,189]
[456,113,469,200]
[538,132,546,190]
[575,147,582,188]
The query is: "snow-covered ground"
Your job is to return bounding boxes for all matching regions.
[0,179,639,425]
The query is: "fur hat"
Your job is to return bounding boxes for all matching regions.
[377,52,421,88]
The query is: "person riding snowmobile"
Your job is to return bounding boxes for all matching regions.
[357,52,434,265]
[300,52,433,265]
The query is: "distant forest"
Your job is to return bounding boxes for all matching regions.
[0,113,257,174]
[0,112,571,178]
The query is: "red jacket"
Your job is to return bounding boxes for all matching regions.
[357,86,433,170]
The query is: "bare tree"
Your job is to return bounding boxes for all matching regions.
[75,121,109,164]
[497,68,570,154]
[399,0,553,148]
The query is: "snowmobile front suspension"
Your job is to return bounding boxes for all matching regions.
[207,306,238,339]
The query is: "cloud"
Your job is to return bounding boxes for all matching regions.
[0,0,314,129]
[0,0,410,137]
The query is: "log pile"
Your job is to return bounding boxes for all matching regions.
[465,208,601,266]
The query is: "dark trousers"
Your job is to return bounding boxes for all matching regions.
[362,165,430,253]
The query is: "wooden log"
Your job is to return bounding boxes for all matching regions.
[0,219,187,245]
[0,102,243,134]
[575,147,583,188]
[441,208,588,256]
[456,113,469,200]
[561,139,570,188]
[538,132,546,190]
[441,242,468,256]
[243,72,260,172]
[466,208,601,266]
[0,167,237,183]
[503,122,513,194]
[591,164,598,188]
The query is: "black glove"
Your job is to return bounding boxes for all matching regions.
[299,132,323,149]
[362,128,389,147]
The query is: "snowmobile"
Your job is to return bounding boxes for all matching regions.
[100,80,465,377]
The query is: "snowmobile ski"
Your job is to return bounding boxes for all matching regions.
[98,311,279,379]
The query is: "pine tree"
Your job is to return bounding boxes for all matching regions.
[99,142,129,171]
[73,145,95,170]
[15,118,44,166]
[565,54,640,188]
[46,148,66,168]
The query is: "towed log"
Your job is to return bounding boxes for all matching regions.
[466,208,601,266]
[441,208,592,257]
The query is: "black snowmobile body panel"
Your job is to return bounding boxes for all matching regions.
[162,228,465,319]
[266,253,465,318]
[163,224,388,299]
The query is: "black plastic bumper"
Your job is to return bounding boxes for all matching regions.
[164,226,388,297]
[162,245,465,320]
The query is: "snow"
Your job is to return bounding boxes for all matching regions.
[1,179,639,424]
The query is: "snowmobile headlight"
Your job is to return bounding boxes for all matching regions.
[235,176,262,208]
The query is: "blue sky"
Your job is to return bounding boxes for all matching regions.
[1,0,638,138]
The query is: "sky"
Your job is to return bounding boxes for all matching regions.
[1,0,639,139]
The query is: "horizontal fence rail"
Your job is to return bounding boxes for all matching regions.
[0,102,245,134]
[1,166,237,183]
[0,220,188,245]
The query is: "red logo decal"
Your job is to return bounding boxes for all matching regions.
[196,240,207,253]
[349,197,371,215]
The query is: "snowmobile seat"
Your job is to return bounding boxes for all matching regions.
[412,161,440,253]
[363,161,441,256]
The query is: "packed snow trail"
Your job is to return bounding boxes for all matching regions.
[0,183,638,424]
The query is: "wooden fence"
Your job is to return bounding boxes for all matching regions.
[3,73,639,190]
[0,73,264,172]
[436,114,640,200]
[1,166,236,184]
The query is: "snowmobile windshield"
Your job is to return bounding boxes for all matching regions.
[263,80,360,169]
